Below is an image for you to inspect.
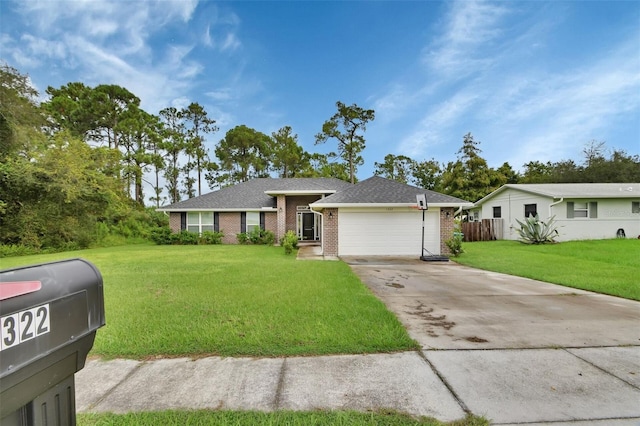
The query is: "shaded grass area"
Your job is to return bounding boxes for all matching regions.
[454,239,640,301]
[78,411,488,426]
[1,244,418,358]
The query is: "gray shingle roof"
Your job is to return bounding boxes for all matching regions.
[312,176,473,206]
[158,178,353,210]
[476,183,640,205]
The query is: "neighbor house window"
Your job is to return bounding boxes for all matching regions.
[493,206,501,218]
[633,201,640,214]
[187,212,215,233]
[566,201,598,219]
[524,204,537,218]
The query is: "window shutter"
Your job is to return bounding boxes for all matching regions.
[180,212,186,230]
[214,212,219,232]
[260,212,265,230]
[589,202,598,219]
[240,212,246,233]
[566,202,574,219]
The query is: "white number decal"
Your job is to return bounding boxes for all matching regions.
[0,304,50,351]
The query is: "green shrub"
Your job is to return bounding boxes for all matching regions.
[261,229,275,245]
[236,232,249,244]
[199,231,224,245]
[246,228,276,245]
[176,231,199,245]
[445,226,464,257]
[0,245,41,258]
[281,230,298,255]
[150,227,173,245]
[516,214,559,244]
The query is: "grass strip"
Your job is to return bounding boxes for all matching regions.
[78,410,489,426]
[454,239,640,300]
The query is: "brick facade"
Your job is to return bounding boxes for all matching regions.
[322,208,339,257]
[439,207,456,255]
[170,205,456,256]
[285,195,323,233]
[276,195,286,242]
[264,212,277,239]
[169,212,181,233]
[218,212,240,244]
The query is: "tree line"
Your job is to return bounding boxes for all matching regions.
[1,62,638,252]
[373,134,640,202]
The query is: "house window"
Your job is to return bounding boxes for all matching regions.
[186,212,215,234]
[633,201,640,214]
[524,204,537,218]
[573,202,588,218]
[246,211,260,233]
[493,206,501,218]
[567,201,598,219]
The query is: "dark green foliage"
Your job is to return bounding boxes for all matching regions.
[271,126,310,178]
[236,232,250,244]
[199,230,224,245]
[515,215,559,244]
[213,125,271,186]
[445,226,465,257]
[281,230,299,254]
[150,228,173,245]
[374,154,415,184]
[150,229,223,246]
[248,227,275,245]
[175,230,199,245]
[236,228,275,245]
[315,101,375,184]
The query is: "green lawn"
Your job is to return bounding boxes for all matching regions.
[454,239,640,301]
[1,244,418,358]
[78,411,487,426]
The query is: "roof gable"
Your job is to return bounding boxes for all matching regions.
[312,176,472,206]
[475,183,640,206]
[158,178,353,211]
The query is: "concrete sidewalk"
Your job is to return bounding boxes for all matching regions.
[76,347,640,425]
[76,352,463,420]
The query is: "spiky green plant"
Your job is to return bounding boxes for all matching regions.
[515,214,559,244]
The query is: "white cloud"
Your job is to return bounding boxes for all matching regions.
[398,90,480,158]
[422,0,509,77]
[206,89,233,101]
[203,24,213,47]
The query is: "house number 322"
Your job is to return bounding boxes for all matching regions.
[0,303,50,351]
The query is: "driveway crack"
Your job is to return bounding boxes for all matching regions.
[416,350,471,415]
[563,348,640,391]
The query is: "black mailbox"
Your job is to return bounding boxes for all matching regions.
[0,258,105,425]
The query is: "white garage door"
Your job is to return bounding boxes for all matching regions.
[338,208,440,256]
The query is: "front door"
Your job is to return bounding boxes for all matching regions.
[297,211,319,241]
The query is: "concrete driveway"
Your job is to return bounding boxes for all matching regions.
[344,257,640,425]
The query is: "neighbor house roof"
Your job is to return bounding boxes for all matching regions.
[158,178,353,211]
[474,183,640,206]
[311,176,473,208]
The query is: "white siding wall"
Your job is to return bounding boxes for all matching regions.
[553,199,640,240]
[338,208,439,256]
[479,191,552,240]
[480,189,640,241]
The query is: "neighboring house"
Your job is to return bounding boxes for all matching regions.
[157,176,473,257]
[470,183,640,241]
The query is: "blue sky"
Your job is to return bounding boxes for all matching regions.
[2,0,639,182]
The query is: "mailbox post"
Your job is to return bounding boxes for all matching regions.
[0,259,105,425]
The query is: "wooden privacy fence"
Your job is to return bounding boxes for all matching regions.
[461,219,504,242]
